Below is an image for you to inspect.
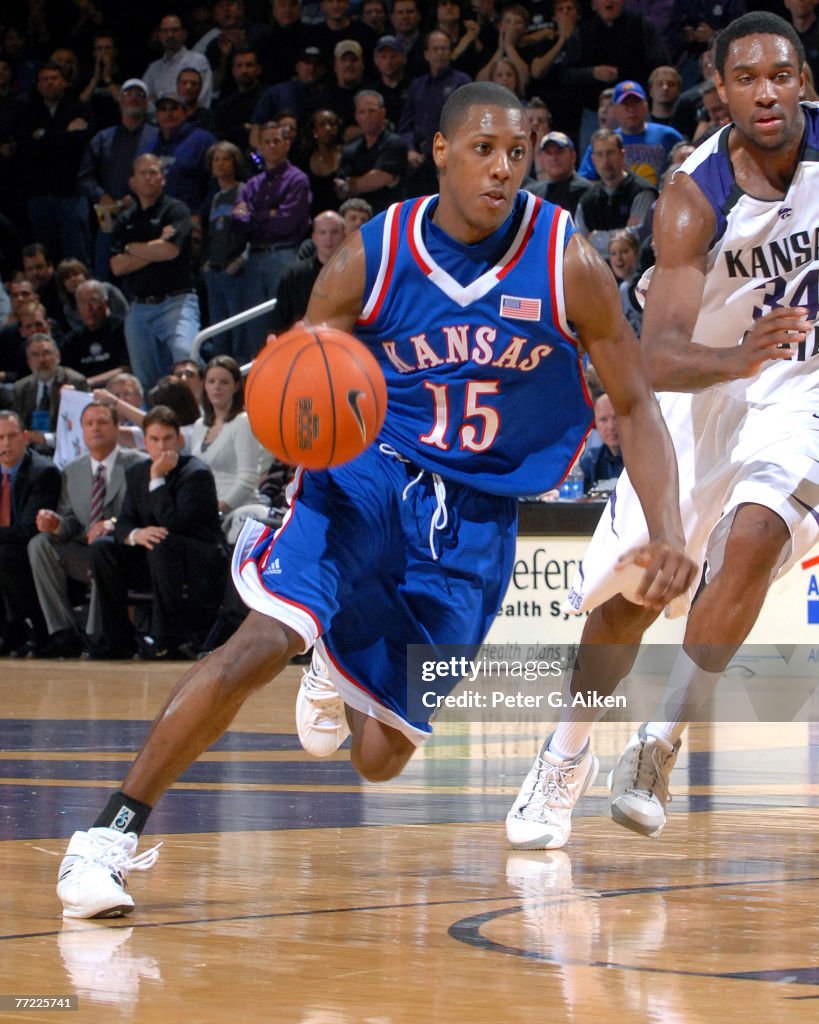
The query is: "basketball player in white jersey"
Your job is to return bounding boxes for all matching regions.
[508,12,819,849]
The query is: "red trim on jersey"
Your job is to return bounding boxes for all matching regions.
[239,468,324,636]
[407,197,432,275]
[556,424,593,489]
[256,585,324,635]
[358,203,404,327]
[803,554,819,570]
[547,210,578,346]
[497,197,541,281]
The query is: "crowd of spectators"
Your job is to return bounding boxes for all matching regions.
[1,0,816,659]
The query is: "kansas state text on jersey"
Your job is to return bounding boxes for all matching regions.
[355,191,593,498]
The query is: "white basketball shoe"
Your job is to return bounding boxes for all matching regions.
[608,724,680,837]
[57,827,162,919]
[296,648,351,757]
[506,735,599,849]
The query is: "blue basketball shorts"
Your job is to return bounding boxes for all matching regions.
[233,444,518,743]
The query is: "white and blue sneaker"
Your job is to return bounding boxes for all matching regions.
[506,736,599,849]
[57,827,162,919]
[608,724,680,837]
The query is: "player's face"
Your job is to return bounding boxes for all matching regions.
[716,33,805,151]
[433,104,528,243]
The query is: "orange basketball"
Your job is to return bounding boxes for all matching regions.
[245,325,388,469]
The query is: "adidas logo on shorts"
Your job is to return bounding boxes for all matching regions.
[269,558,282,575]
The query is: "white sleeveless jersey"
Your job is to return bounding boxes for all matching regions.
[658,103,819,406]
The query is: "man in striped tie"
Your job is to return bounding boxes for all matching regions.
[27,401,147,658]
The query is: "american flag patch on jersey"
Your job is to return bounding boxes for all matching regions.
[500,295,541,321]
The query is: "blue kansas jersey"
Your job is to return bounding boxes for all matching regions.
[355,191,593,497]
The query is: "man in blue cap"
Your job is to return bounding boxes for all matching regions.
[578,79,683,187]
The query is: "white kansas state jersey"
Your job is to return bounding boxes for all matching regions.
[671,102,819,406]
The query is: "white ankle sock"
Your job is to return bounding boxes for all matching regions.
[548,721,592,761]
[646,649,723,748]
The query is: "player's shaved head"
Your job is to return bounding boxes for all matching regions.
[439,82,524,138]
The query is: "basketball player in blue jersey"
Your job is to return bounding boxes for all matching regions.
[508,13,819,851]
[56,82,697,920]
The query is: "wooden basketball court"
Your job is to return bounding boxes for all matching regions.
[1,658,818,1022]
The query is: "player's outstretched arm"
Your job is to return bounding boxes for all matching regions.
[641,173,811,392]
[564,234,698,609]
[304,230,368,332]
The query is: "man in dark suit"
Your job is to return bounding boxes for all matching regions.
[90,405,228,659]
[28,401,147,658]
[0,410,61,655]
[12,334,89,450]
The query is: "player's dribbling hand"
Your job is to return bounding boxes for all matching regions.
[734,306,813,378]
[615,541,699,611]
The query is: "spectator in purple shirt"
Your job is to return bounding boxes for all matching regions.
[232,120,312,363]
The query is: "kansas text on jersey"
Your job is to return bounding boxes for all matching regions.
[355,191,593,497]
